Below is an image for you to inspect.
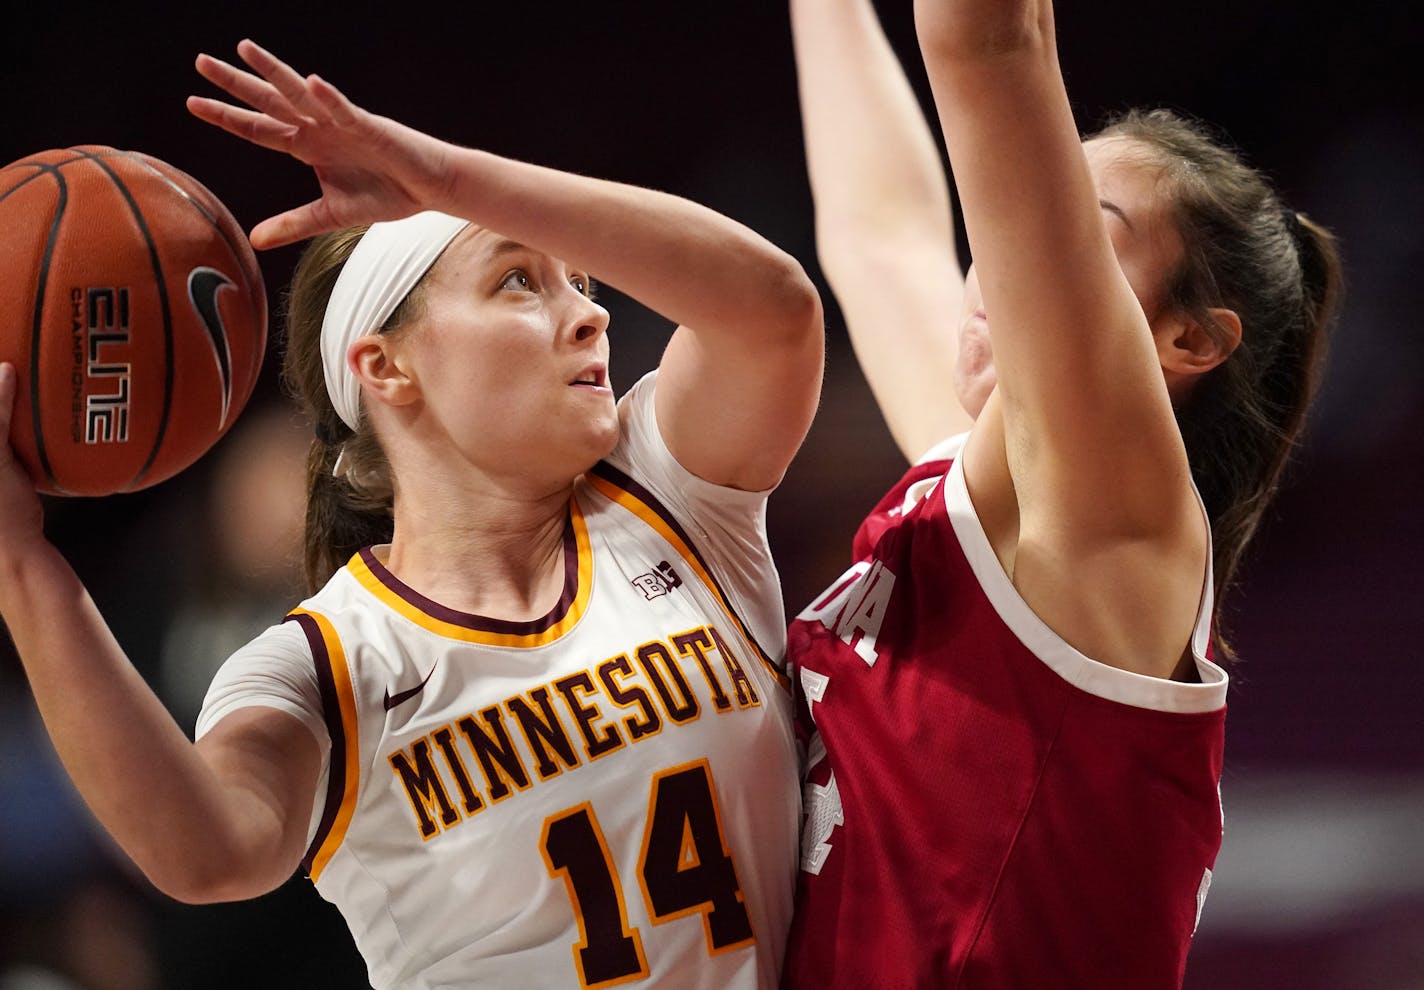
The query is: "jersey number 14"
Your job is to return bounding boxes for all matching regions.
[540,759,754,987]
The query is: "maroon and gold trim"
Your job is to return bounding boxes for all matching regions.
[287,607,360,882]
[347,500,593,646]
[587,462,788,691]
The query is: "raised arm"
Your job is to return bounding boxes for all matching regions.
[189,41,822,492]
[0,364,320,903]
[791,0,974,461]
[914,0,1210,678]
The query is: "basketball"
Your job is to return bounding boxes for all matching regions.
[0,146,266,496]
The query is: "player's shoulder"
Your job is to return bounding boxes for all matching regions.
[914,432,969,466]
[266,561,374,650]
[289,553,377,615]
[228,616,313,662]
[884,431,967,511]
[848,432,967,561]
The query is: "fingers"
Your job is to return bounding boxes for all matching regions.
[195,52,303,126]
[235,39,332,124]
[186,96,300,154]
[250,200,337,251]
[306,74,360,127]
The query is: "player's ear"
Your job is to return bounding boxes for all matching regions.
[348,334,420,410]
[1155,306,1242,399]
[1159,307,1241,375]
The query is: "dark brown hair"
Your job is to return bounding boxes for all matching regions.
[1095,109,1343,656]
[281,227,428,593]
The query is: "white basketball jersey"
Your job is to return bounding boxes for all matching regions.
[198,375,800,989]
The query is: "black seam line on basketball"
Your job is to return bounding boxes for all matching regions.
[27,164,66,490]
[0,168,58,207]
[75,150,174,490]
[116,151,263,406]
[2,154,95,177]
[0,158,78,180]
[382,662,439,711]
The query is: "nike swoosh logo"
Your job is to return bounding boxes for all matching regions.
[187,267,236,427]
[383,663,439,711]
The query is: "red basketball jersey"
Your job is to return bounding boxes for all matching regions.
[782,437,1227,989]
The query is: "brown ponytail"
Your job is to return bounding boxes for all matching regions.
[1094,110,1343,658]
[280,227,428,593]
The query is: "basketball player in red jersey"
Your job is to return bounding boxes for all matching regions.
[0,41,821,988]
[782,0,1341,986]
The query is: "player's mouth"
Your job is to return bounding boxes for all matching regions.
[569,364,610,392]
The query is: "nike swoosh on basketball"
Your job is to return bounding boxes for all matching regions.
[384,664,439,711]
[187,266,235,426]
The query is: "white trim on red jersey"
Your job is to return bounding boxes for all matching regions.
[938,437,1228,713]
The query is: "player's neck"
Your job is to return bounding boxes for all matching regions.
[383,483,572,622]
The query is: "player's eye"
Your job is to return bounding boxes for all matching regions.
[570,274,596,299]
[500,270,533,292]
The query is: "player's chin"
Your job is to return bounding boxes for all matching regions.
[559,403,619,462]
[590,414,621,457]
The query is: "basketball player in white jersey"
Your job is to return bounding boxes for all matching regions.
[0,40,822,988]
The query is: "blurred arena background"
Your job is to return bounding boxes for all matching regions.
[0,2,1418,987]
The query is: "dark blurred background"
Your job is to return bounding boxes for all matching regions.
[0,1,1419,988]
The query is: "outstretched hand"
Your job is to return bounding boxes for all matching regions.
[187,40,453,249]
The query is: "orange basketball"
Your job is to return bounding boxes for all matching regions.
[0,146,266,496]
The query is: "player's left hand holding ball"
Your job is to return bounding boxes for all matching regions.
[0,363,48,562]
[187,40,454,249]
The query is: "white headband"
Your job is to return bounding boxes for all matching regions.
[321,211,471,431]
